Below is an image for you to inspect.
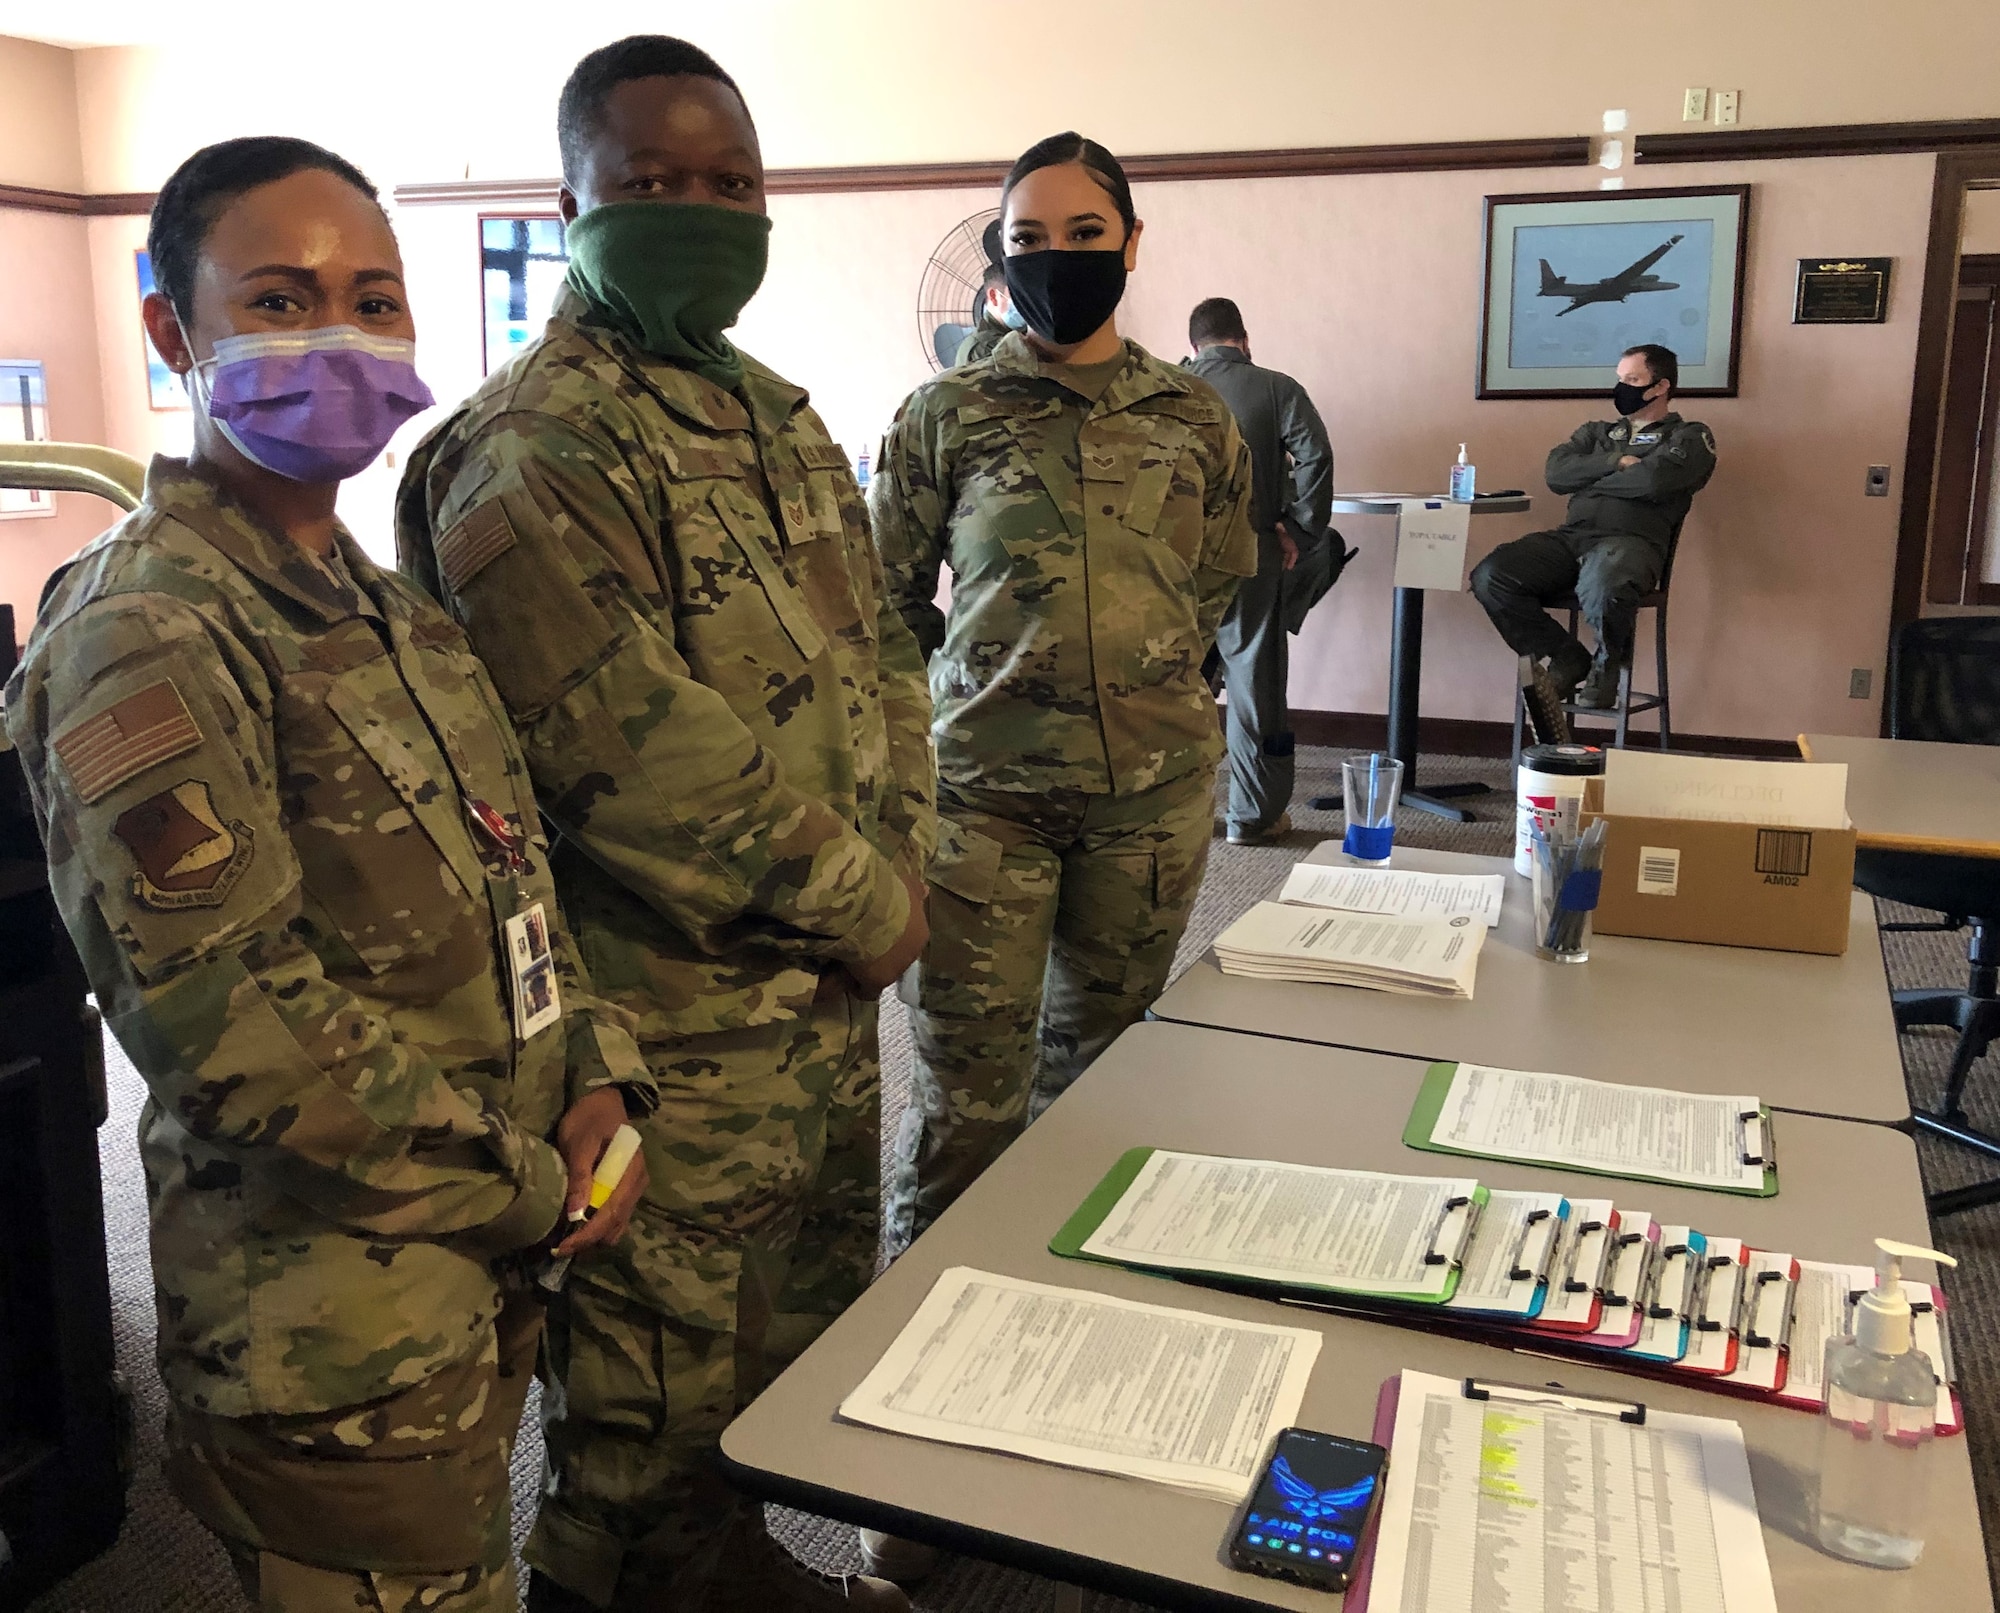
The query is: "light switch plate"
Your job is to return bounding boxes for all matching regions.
[1849,669,1873,700]
[1866,464,1891,497]
[1714,89,1740,126]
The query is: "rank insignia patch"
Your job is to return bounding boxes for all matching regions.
[113,780,254,910]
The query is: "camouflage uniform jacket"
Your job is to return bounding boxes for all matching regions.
[1546,413,1717,549]
[871,333,1257,796]
[397,289,936,1042]
[3,459,652,1419]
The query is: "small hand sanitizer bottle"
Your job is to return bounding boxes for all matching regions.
[1814,1237,1959,1567]
[1449,444,1475,502]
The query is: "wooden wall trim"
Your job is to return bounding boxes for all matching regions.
[1635,118,2000,165]
[1289,708,1800,761]
[390,135,1590,209]
[0,184,153,217]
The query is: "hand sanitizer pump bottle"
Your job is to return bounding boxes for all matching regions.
[1814,1237,1958,1567]
[1449,444,1475,502]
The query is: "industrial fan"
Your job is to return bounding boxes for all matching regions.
[915,207,1002,371]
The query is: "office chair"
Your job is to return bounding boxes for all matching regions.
[1851,616,2000,1215]
[1510,516,1685,768]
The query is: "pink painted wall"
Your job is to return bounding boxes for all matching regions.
[0,207,113,630]
[1113,153,1934,742]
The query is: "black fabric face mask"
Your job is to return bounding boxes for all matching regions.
[1612,381,1655,416]
[1003,249,1128,346]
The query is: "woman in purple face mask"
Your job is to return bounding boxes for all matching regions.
[5,137,655,1613]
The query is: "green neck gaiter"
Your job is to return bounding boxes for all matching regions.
[564,201,772,390]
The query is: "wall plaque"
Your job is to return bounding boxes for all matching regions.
[1794,257,1891,323]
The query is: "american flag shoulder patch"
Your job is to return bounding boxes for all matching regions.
[53,679,204,804]
[435,500,518,593]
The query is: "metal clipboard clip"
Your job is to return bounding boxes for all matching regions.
[1742,1267,1795,1352]
[1602,1231,1654,1311]
[1739,1109,1775,1169]
[1461,1377,1646,1426]
[1424,1195,1480,1269]
[1507,1208,1558,1285]
[1647,1241,1696,1323]
[1561,1218,1610,1296]
[1693,1254,1744,1336]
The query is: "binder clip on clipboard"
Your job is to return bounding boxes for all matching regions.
[1460,1377,1647,1425]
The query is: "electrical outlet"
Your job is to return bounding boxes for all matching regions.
[1683,87,1709,122]
[1866,464,1891,497]
[1849,668,1873,700]
[1714,89,1740,126]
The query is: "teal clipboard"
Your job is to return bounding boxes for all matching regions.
[1403,1063,1779,1197]
[1049,1146,1484,1305]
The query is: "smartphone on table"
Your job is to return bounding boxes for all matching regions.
[1226,1426,1388,1593]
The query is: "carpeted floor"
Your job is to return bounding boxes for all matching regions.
[29,747,2000,1612]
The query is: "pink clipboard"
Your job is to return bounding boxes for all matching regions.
[1341,1376,1402,1613]
[1572,1214,1658,1351]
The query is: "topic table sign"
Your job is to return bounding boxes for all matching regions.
[1392,499,1473,591]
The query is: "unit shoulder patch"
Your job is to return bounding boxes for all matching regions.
[435,500,518,593]
[53,679,203,804]
[113,779,254,910]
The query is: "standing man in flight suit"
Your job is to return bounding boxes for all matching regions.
[398,35,933,1613]
[1184,297,1335,845]
[1471,343,1715,709]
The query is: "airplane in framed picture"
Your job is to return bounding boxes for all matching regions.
[1538,235,1685,316]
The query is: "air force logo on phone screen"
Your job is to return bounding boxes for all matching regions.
[1272,1456,1377,1521]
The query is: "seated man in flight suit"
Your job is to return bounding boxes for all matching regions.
[1470,343,1715,710]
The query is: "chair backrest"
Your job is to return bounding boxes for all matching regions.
[1656,512,1690,594]
[1888,616,2000,744]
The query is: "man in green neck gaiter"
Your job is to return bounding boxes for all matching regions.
[396,33,936,1613]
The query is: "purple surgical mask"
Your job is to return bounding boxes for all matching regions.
[186,325,434,483]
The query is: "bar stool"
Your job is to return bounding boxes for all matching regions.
[1511,519,1684,769]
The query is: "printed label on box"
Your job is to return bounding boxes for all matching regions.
[1637,845,1681,897]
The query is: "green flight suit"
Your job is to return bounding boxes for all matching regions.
[4,458,653,1611]
[397,287,937,1609]
[871,332,1257,1242]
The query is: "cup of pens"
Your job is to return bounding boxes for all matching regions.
[1341,753,1403,866]
[1529,817,1606,963]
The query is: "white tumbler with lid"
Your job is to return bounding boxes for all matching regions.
[1514,744,1605,876]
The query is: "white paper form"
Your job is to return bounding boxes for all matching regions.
[1213,903,1485,998]
[1532,1198,1617,1330]
[1078,1150,1479,1299]
[837,1267,1320,1499]
[1603,750,1849,828]
[1366,1370,1777,1613]
[1280,860,1506,928]
[1428,1062,1768,1192]
[1781,1263,1956,1428]
[1719,1251,1798,1393]
[1442,1191,1565,1316]
[1392,499,1473,591]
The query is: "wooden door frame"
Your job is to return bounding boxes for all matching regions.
[1890,153,2000,645]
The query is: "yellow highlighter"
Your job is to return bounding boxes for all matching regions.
[537,1123,642,1294]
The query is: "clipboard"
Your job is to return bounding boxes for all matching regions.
[1049,1147,1487,1305]
[1626,1227,1705,1364]
[1573,1212,1657,1350]
[1403,1062,1780,1196]
[1719,1251,1799,1394]
[1680,1238,1747,1376]
[1526,1201,1617,1333]
[1442,1194,1565,1319]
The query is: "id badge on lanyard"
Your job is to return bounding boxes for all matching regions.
[467,797,562,1043]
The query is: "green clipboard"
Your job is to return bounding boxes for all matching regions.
[1402,1063,1779,1196]
[1049,1145,1486,1304]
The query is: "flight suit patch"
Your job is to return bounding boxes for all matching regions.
[113,779,254,911]
[53,679,203,804]
[435,501,517,593]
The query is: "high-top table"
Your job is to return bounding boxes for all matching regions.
[1149,844,1910,1125]
[720,1023,1983,1613]
[1798,733,2000,858]
[1306,494,1531,822]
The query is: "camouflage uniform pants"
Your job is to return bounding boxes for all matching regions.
[166,1291,541,1613]
[886,767,1215,1245]
[526,989,880,1609]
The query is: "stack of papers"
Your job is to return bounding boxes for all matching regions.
[1212,902,1487,998]
[837,1267,1320,1499]
[1278,859,1505,927]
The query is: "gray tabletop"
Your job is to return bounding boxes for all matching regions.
[1329,494,1531,516]
[1150,845,1909,1125]
[722,1023,1982,1612]
[1800,733,2000,859]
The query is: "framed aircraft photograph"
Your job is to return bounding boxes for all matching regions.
[1478,184,1749,398]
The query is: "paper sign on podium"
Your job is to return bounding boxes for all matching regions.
[1392,499,1473,591]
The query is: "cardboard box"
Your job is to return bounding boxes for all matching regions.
[1580,776,1856,955]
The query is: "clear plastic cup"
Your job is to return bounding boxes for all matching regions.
[1341,754,1404,866]
[1530,824,1601,963]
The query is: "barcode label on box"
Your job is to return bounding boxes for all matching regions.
[1638,846,1681,896]
[1755,828,1813,878]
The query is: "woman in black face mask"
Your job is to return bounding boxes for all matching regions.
[870,131,1258,1248]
